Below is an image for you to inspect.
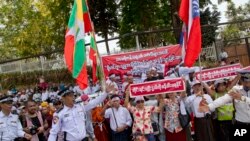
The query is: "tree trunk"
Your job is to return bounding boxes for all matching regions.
[104,34,110,55]
[170,0,182,42]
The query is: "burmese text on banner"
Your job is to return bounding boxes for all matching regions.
[101,45,182,81]
[195,63,242,82]
[129,78,186,97]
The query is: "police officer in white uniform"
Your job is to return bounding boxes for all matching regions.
[199,70,250,127]
[0,94,32,141]
[48,85,114,141]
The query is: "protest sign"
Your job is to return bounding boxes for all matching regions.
[101,45,182,80]
[129,78,185,97]
[195,63,242,82]
[241,66,250,71]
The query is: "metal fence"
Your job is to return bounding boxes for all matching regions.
[0,59,66,74]
[0,44,217,74]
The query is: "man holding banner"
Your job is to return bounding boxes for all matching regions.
[199,70,250,139]
[183,80,215,141]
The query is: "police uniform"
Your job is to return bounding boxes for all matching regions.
[0,95,26,141]
[208,70,250,124]
[48,89,108,141]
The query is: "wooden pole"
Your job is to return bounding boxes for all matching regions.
[85,0,106,92]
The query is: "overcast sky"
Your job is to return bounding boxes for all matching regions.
[211,0,249,22]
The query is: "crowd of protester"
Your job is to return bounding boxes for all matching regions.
[1,56,250,141]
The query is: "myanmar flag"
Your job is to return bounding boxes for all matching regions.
[90,32,98,84]
[64,0,92,89]
[83,0,92,33]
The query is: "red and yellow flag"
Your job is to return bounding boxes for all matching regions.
[64,0,93,89]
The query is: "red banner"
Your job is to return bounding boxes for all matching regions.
[195,63,242,82]
[241,66,250,71]
[101,45,182,81]
[129,78,186,97]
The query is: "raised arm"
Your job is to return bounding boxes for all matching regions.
[100,100,111,116]
[227,74,241,90]
[200,81,213,96]
[85,92,108,111]
[85,84,115,111]
[124,88,130,108]
[199,94,232,113]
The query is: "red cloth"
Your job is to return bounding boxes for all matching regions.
[165,129,187,141]
[81,94,89,101]
[179,0,202,67]
[92,107,110,141]
[39,82,48,90]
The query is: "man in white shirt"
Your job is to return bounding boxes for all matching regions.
[106,74,119,95]
[200,70,250,128]
[219,49,228,60]
[0,94,32,141]
[184,80,215,141]
[101,95,132,141]
[48,85,115,141]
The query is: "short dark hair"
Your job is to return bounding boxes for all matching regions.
[24,100,36,107]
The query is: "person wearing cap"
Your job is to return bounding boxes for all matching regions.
[101,95,132,141]
[124,91,164,141]
[0,94,32,141]
[203,75,240,141]
[199,70,250,129]
[48,85,114,141]
[183,80,215,141]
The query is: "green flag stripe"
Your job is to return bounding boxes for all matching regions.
[73,38,86,78]
[82,0,88,13]
[90,35,97,50]
[68,1,77,28]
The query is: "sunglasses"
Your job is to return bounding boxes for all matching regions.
[136,100,144,104]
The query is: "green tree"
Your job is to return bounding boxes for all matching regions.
[221,1,250,45]
[118,0,216,49]
[200,6,220,47]
[119,0,175,49]
[0,0,72,60]
[88,0,119,54]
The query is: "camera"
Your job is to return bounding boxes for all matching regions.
[29,126,38,135]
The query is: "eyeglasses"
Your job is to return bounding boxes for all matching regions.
[136,100,144,104]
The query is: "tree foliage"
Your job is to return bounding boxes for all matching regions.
[119,0,176,49]
[220,1,250,44]
[119,0,219,49]
[200,6,220,47]
[0,0,228,59]
[0,0,72,60]
[88,0,119,54]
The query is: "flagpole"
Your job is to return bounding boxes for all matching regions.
[85,0,106,92]
[198,53,204,96]
[91,30,107,91]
